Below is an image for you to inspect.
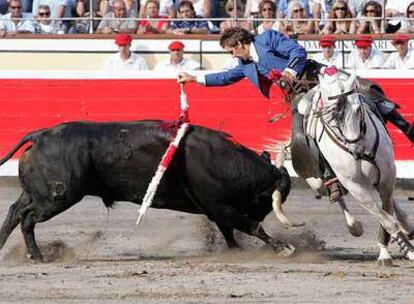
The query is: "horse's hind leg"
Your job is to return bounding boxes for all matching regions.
[393,200,414,239]
[0,192,31,250]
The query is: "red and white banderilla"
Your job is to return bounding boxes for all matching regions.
[136,83,190,226]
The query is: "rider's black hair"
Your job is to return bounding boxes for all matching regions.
[219,27,254,48]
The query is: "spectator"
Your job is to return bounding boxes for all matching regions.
[280,0,315,34]
[399,1,414,33]
[139,0,175,18]
[168,1,208,35]
[277,0,310,19]
[347,0,384,18]
[175,0,212,18]
[32,0,71,19]
[356,1,383,34]
[346,36,385,69]
[102,34,148,71]
[313,35,343,67]
[322,0,356,34]
[256,0,281,34]
[220,0,253,33]
[96,0,136,33]
[312,0,336,31]
[69,0,102,34]
[154,41,200,72]
[384,35,414,69]
[33,4,66,33]
[0,0,35,36]
[137,0,169,34]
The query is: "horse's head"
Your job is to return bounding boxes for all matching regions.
[318,66,357,108]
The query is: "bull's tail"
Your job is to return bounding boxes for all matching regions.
[0,130,42,167]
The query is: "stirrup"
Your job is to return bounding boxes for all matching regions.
[324,178,342,204]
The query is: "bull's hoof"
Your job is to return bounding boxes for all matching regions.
[274,242,296,257]
[348,221,364,237]
[27,253,44,263]
[377,258,394,267]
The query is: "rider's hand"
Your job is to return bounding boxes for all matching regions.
[281,70,296,86]
[177,72,196,84]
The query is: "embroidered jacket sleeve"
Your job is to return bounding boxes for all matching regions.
[204,64,245,86]
[263,30,307,76]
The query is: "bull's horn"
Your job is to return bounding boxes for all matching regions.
[272,191,305,227]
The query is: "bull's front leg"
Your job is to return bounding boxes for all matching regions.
[253,225,296,257]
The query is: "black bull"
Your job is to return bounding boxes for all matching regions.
[0,120,296,261]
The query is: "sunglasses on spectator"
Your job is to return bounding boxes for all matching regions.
[39,11,50,16]
[227,7,234,12]
[262,7,274,11]
[365,9,376,13]
[10,6,21,9]
[408,10,414,14]
[335,7,346,11]
[293,8,304,13]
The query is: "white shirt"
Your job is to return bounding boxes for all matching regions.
[346,48,386,69]
[0,13,35,33]
[102,52,148,71]
[384,49,414,69]
[154,58,200,72]
[256,22,280,34]
[313,50,344,68]
[385,0,410,15]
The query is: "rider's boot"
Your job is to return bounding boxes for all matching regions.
[324,177,342,204]
[383,109,414,142]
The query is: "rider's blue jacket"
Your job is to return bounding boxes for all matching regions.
[204,30,307,98]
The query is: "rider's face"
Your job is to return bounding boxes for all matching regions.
[224,42,251,60]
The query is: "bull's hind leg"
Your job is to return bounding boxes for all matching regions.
[0,192,31,250]
[20,198,77,262]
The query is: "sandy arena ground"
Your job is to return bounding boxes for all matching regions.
[0,178,413,304]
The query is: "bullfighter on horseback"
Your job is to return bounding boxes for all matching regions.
[178,27,414,204]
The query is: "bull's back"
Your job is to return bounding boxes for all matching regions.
[19,120,274,208]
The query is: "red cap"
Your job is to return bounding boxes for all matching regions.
[168,41,185,51]
[392,34,409,43]
[115,34,132,46]
[319,35,336,47]
[355,36,373,48]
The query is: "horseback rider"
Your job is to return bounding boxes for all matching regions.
[178,27,414,203]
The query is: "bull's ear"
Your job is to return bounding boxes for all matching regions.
[260,151,271,163]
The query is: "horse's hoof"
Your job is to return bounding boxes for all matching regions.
[274,242,296,257]
[348,221,363,237]
[407,229,414,241]
[377,258,394,267]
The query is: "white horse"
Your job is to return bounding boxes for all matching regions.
[298,66,414,265]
